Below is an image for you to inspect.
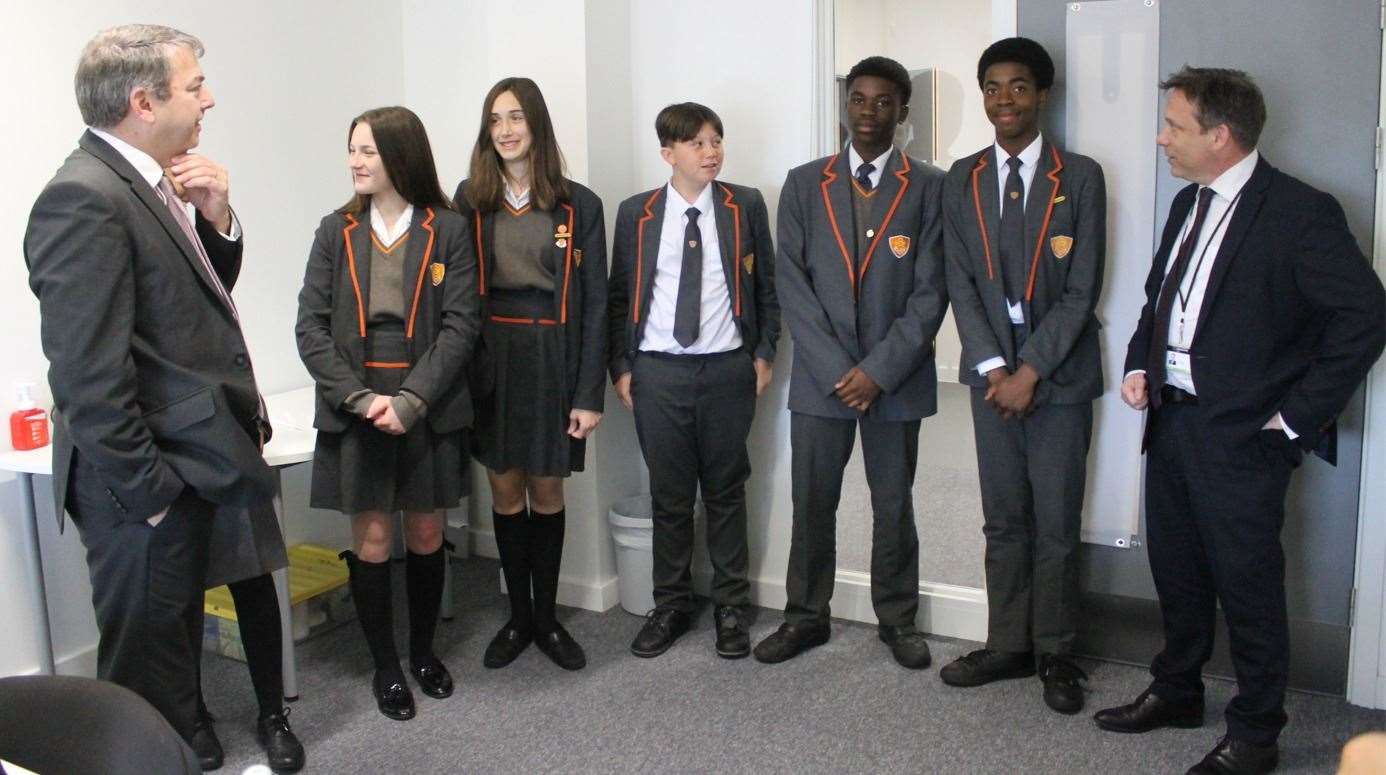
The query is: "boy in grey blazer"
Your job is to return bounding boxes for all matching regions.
[938,38,1106,714]
[755,57,948,668]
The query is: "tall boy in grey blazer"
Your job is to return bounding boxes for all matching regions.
[755,57,948,669]
[939,38,1105,715]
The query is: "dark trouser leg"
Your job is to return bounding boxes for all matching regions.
[406,547,446,661]
[859,418,921,627]
[343,552,400,673]
[632,355,700,613]
[227,573,285,716]
[969,388,1034,652]
[1146,405,1217,706]
[67,457,214,742]
[1026,401,1092,656]
[530,508,566,632]
[492,508,533,631]
[785,412,855,625]
[1195,431,1293,745]
[695,354,756,608]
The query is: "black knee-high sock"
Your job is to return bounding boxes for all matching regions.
[228,573,284,717]
[492,508,532,632]
[406,547,446,662]
[342,551,401,675]
[530,509,565,633]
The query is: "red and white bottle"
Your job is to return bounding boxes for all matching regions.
[10,381,49,451]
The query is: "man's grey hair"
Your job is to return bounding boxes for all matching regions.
[75,24,204,128]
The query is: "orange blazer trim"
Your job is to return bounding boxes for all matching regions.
[718,183,743,317]
[1026,145,1064,300]
[854,152,912,298]
[819,154,855,293]
[821,152,913,299]
[405,207,437,339]
[559,202,576,324]
[970,145,1065,302]
[633,187,663,323]
[342,214,367,338]
[473,209,486,296]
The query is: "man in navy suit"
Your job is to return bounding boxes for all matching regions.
[1094,67,1384,775]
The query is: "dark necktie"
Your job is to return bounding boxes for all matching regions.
[855,162,875,191]
[1147,186,1215,406]
[1000,156,1027,305]
[673,206,702,347]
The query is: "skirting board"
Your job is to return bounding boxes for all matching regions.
[469,527,989,641]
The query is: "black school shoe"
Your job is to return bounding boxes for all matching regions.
[536,623,587,670]
[189,711,223,771]
[939,648,1035,687]
[410,655,455,698]
[372,668,416,721]
[714,605,751,659]
[1037,654,1087,714]
[256,708,306,773]
[630,607,691,658]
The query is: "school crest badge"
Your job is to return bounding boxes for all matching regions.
[431,262,445,286]
[888,235,910,258]
[743,253,754,274]
[1050,235,1073,260]
[574,248,584,267]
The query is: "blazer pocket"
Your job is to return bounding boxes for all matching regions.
[143,387,217,434]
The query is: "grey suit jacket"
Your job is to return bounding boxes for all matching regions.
[943,141,1106,404]
[25,131,275,529]
[776,149,949,421]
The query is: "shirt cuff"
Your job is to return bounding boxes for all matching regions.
[146,506,170,527]
[218,209,242,241]
[1277,412,1298,440]
[1123,369,1147,380]
[975,357,1007,376]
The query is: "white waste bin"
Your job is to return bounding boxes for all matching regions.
[608,495,655,615]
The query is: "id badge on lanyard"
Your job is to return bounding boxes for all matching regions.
[1166,346,1193,385]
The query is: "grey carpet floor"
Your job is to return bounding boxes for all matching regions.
[202,558,1382,774]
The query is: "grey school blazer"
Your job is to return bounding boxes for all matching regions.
[776,148,949,421]
[943,140,1106,404]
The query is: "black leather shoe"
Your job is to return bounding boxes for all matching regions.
[878,625,931,669]
[1093,688,1203,733]
[752,621,830,664]
[631,608,691,658]
[372,669,416,721]
[483,624,533,668]
[189,712,223,771]
[256,708,305,773]
[1186,736,1278,775]
[1037,654,1087,714]
[536,624,587,670]
[714,605,750,659]
[410,655,455,698]
[939,649,1035,687]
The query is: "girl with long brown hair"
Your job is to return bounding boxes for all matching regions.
[296,106,479,720]
[457,78,607,671]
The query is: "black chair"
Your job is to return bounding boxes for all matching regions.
[0,675,200,774]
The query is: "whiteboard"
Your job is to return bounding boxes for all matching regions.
[1066,0,1160,547]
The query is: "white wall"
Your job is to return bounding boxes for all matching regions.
[1,0,404,676]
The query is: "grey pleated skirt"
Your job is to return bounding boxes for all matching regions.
[310,328,468,514]
[471,289,584,477]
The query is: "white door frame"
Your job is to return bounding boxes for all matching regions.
[1345,20,1386,710]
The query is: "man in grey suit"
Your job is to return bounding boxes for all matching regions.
[25,24,277,757]
[939,38,1105,715]
[755,56,948,668]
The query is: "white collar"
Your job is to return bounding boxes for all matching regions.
[1205,149,1260,202]
[847,143,894,174]
[88,126,165,190]
[666,180,715,214]
[994,133,1044,169]
[369,201,414,244]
